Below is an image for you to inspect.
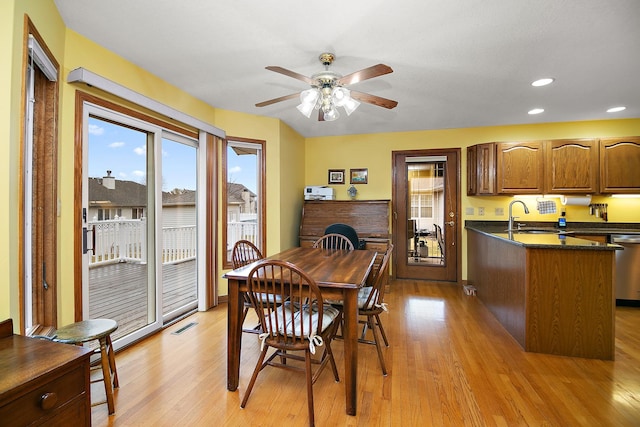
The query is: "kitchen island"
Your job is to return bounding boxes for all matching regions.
[466,224,620,360]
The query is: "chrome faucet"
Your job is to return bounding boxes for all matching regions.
[508,200,530,232]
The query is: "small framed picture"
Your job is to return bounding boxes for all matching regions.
[350,168,368,184]
[328,169,345,184]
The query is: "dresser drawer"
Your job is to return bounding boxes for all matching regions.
[0,364,87,426]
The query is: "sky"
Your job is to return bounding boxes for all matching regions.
[88,117,257,193]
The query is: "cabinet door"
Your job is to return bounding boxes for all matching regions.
[467,143,496,195]
[496,141,544,194]
[600,137,640,193]
[476,143,496,194]
[467,145,477,196]
[545,139,598,193]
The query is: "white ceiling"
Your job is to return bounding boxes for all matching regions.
[54,0,640,138]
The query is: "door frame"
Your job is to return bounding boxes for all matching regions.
[391,148,461,282]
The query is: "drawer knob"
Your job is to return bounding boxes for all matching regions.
[40,392,58,410]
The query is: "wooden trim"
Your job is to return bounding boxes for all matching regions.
[21,16,61,331]
[205,134,218,309]
[221,136,266,269]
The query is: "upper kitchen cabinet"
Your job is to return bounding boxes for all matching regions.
[599,136,640,193]
[545,138,598,193]
[467,143,496,195]
[496,141,545,194]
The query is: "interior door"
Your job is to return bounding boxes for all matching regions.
[392,149,460,281]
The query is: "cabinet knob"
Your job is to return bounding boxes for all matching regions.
[40,392,58,410]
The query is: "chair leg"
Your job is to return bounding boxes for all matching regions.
[241,345,269,408]
[369,315,388,376]
[374,313,389,347]
[305,350,315,427]
[106,335,119,388]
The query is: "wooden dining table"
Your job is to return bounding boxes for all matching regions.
[224,246,377,416]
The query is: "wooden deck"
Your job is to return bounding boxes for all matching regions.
[89,260,197,341]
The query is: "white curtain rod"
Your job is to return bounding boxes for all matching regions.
[67,67,225,138]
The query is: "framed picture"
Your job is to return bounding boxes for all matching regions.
[350,168,368,184]
[328,169,345,184]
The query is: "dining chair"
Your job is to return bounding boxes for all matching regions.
[312,233,355,250]
[324,223,361,249]
[241,260,342,427]
[356,243,393,375]
[330,243,394,375]
[231,240,280,334]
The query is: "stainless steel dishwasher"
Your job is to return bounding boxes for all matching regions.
[611,235,640,304]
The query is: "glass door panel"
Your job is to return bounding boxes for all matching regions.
[84,113,158,347]
[160,136,198,321]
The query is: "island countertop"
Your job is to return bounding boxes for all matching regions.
[465,222,623,251]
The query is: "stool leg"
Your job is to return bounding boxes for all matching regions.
[106,335,119,388]
[99,336,115,414]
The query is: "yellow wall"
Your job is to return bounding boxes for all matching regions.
[306,119,640,279]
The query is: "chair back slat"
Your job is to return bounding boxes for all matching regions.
[232,240,263,269]
[313,233,355,251]
[248,260,324,346]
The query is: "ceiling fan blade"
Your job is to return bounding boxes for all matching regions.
[255,93,300,107]
[265,66,315,85]
[337,64,393,86]
[350,90,398,109]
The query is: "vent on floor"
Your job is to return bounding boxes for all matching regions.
[171,322,198,335]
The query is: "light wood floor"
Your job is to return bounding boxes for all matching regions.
[91,279,640,426]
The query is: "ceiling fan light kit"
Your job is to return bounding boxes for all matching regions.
[256,52,397,122]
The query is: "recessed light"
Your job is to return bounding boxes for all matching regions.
[531,78,554,87]
[607,106,626,113]
[528,108,545,115]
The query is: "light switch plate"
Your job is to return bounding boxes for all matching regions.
[495,207,504,216]
[465,207,474,215]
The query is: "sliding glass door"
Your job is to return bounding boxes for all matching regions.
[82,104,199,348]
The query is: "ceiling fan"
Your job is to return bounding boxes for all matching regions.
[256,52,398,121]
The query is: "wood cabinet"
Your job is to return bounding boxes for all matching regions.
[467,136,640,195]
[299,200,390,249]
[0,319,92,427]
[496,141,545,194]
[545,138,598,193]
[467,143,496,195]
[599,136,640,193]
[466,230,615,360]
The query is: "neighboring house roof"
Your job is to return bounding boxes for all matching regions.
[89,177,254,207]
[89,177,147,207]
[163,189,196,206]
[227,182,256,205]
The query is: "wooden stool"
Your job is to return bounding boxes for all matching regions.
[54,319,119,414]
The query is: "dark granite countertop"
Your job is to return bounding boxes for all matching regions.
[466,221,625,250]
[466,220,640,235]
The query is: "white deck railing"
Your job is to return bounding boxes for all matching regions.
[89,219,197,266]
[89,218,257,266]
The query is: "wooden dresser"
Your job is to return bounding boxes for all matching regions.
[299,200,391,252]
[0,319,92,426]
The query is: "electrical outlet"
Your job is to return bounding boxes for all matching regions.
[478,207,485,216]
[495,207,504,216]
[465,207,474,215]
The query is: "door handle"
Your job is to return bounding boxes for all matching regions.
[445,221,455,227]
[83,226,96,254]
